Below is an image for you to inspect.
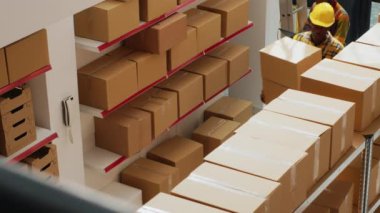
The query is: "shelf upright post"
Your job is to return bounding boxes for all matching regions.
[360,134,374,213]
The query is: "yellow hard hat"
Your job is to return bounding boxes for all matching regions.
[309,2,335,28]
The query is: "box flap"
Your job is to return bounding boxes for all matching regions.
[206,96,252,118]
[157,71,202,91]
[183,56,226,75]
[208,43,249,61]
[198,0,248,12]
[193,117,240,141]
[153,13,187,30]
[185,9,221,28]
[94,0,124,11]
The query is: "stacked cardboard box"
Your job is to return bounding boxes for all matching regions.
[74,0,140,42]
[260,37,322,103]
[204,96,253,123]
[265,89,355,168]
[139,0,177,21]
[172,162,283,212]
[305,204,331,213]
[23,144,59,177]
[301,59,380,131]
[357,23,380,47]
[0,48,8,88]
[0,87,36,156]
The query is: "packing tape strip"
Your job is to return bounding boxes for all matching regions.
[188,173,267,199]
[341,115,347,152]
[133,164,174,190]
[314,140,321,181]
[290,165,297,192]
[279,96,345,115]
[138,206,169,213]
[320,64,377,83]
[206,119,227,136]
[372,82,378,116]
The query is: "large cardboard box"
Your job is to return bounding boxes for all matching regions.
[147,136,203,180]
[262,79,288,104]
[198,0,249,37]
[183,56,227,100]
[120,158,180,203]
[130,88,177,138]
[126,51,166,90]
[78,50,138,110]
[265,89,355,168]
[156,71,203,117]
[172,162,283,213]
[357,23,380,47]
[24,144,57,171]
[358,115,380,146]
[5,30,50,83]
[204,96,253,123]
[305,204,331,213]
[237,110,331,184]
[185,8,221,51]
[168,26,198,70]
[192,117,240,155]
[333,42,380,72]
[95,107,151,157]
[74,0,139,42]
[139,0,177,21]
[126,13,187,54]
[313,181,354,213]
[301,59,380,131]
[205,134,312,212]
[260,37,322,89]
[138,193,227,213]
[0,48,8,88]
[208,43,250,84]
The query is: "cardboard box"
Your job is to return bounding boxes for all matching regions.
[313,181,354,213]
[5,30,50,83]
[139,0,177,21]
[301,59,380,131]
[208,43,250,84]
[0,48,8,88]
[95,107,152,157]
[24,144,57,170]
[0,101,34,133]
[183,56,227,100]
[74,0,139,42]
[262,79,288,104]
[138,193,227,213]
[125,51,166,90]
[78,51,138,110]
[333,42,380,72]
[0,121,36,156]
[120,158,180,203]
[156,71,203,117]
[198,0,249,37]
[147,136,203,180]
[265,89,355,168]
[357,23,380,47]
[168,26,198,70]
[185,8,221,51]
[305,204,331,213]
[126,13,187,54]
[260,37,322,89]
[130,88,177,138]
[204,96,253,123]
[192,117,240,155]
[358,115,380,146]
[172,162,283,213]
[37,160,59,177]
[237,110,331,184]
[205,134,312,211]
[0,87,32,116]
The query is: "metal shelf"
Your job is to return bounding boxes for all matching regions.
[75,0,197,53]
[5,127,58,163]
[0,65,52,95]
[369,196,380,213]
[84,68,252,174]
[80,21,254,119]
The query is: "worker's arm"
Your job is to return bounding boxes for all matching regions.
[334,14,350,45]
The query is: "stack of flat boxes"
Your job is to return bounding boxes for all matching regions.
[23,144,59,178]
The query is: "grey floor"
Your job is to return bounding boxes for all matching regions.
[371,2,380,26]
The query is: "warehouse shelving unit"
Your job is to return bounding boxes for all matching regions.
[370,196,380,213]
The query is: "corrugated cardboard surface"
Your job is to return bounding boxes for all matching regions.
[0,120,36,156]
[156,71,203,117]
[0,87,32,115]
[192,117,240,155]
[333,42,380,72]
[301,59,380,131]
[208,43,249,84]
[205,134,311,211]
[314,181,354,213]
[185,8,221,51]
[120,158,180,203]
[168,26,198,70]
[126,13,187,54]
[5,30,50,83]
[130,88,177,138]
[260,37,322,89]
[139,0,177,21]
[138,193,227,213]
[172,162,282,213]
[0,48,8,88]
[304,204,331,213]
[147,136,203,180]
[74,0,139,42]
[198,0,249,37]
[265,89,355,168]
[358,115,380,146]
[204,96,253,123]
[78,51,138,110]
[0,102,34,132]
[262,79,288,104]
[237,110,331,185]
[126,51,166,90]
